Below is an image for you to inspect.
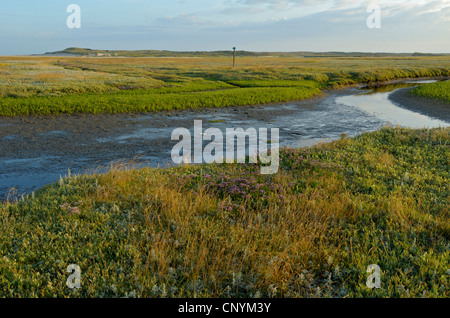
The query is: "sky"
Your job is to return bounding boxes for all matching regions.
[0,0,449,55]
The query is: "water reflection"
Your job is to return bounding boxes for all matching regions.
[336,80,449,128]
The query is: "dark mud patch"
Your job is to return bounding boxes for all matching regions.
[389,87,450,122]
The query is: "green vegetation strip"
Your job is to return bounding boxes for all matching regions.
[0,86,320,116]
[0,127,448,297]
[411,80,450,103]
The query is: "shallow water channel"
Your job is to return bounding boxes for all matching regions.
[0,79,448,198]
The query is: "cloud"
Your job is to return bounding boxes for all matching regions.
[107,0,449,53]
[155,0,450,31]
[1,0,449,54]
[224,0,450,18]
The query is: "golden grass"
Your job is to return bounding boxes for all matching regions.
[0,127,448,297]
[87,165,363,295]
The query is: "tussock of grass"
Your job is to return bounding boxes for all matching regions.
[0,127,448,297]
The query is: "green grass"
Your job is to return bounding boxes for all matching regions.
[411,80,450,103]
[226,79,321,88]
[1,56,449,116]
[1,127,448,297]
[0,86,320,116]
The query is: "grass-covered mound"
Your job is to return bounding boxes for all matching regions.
[0,127,448,297]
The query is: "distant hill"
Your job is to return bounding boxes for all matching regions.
[40,47,450,58]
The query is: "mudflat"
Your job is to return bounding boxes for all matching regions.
[0,93,326,197]
[389,87,449,122]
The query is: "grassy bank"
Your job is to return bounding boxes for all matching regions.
[1,56,450,116]
[0,85,320,116]
[0,127,448,297]
[411,80,450,104]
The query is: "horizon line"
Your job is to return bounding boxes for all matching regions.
[2,47,450,57]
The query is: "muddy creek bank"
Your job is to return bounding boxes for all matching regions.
[0,79,448,198]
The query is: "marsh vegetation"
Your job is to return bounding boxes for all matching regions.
[0,127,448,297]
[1,55,449,116]
[0,53,448,298]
